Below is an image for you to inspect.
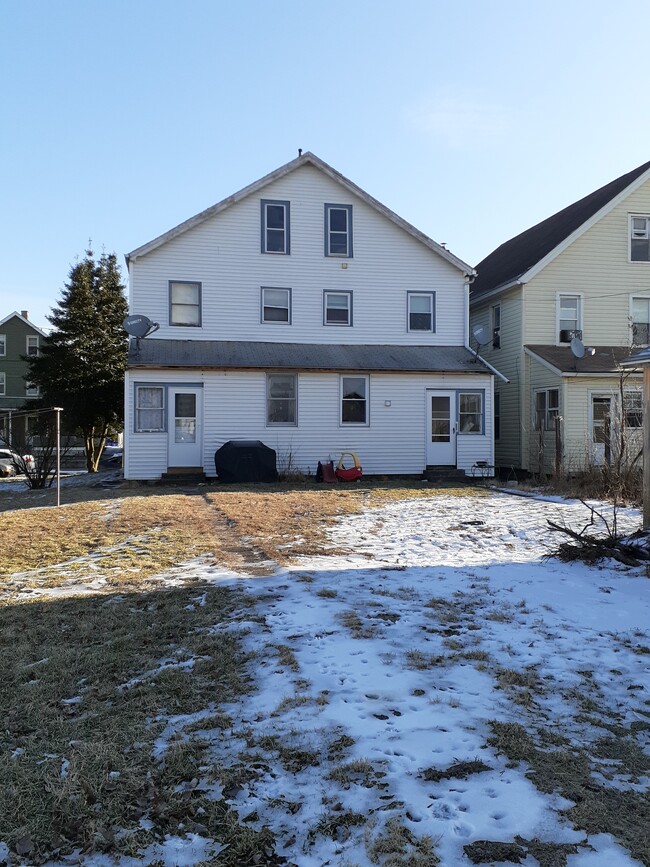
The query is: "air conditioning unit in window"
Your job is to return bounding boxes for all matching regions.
[560,329,582,343]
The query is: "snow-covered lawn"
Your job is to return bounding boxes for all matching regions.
[5,488,650,866]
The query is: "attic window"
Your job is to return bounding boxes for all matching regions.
[169,281,201,326]
[261,200,290,254]
[325,204,353,257]
[630,215,650,262]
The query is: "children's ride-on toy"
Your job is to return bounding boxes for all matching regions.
[335,452,362,482]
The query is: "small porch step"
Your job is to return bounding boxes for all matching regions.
[160,467,206,484]
[422,465,467,483]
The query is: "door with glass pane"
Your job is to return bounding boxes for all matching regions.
[425,390,456,465]
[168,387,202,467]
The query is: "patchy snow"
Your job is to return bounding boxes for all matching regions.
[23,490,650,865]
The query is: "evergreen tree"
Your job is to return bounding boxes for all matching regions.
[27,247,128,472]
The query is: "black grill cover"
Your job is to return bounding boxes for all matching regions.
[215,440,278,483]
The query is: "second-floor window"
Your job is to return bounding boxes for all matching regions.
[26,335,39,356]
[325,204,353,257]
[558,294,582,342]
[630,215,650,262]
[0,372,5,396]
[407,292,435,332]
[261,287,291,323]
[632,297,650,345]
[492,304,501,348]
[535,388,559,430]
[324,291,352,326]
[170,281,201,326]
[261,200,290,254]
[0,334,5,356]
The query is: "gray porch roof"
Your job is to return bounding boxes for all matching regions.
[525,344,637,375]
[128,339,492,375]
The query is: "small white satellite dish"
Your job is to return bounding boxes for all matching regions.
[472,325,490,347]
[570,336,585,359]
[122,315,159,339]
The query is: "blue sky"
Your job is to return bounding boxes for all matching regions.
[2,0,649,329]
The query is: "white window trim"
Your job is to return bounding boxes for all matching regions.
[261,199,290,255]
[629,214,650,263]
[324,291,353,327]
[623,389,643,429]
[265,373,298,427]
[324,203,353,258]
[534,387,560,431]
[406,291,436,333]
[25,382,40,397]
[0,372,5,396]
[26,335,40,356]
[0,334,6,357]
[261,287,292,324]
[630,293,650,346]
[340,374,369,426]
[555,292,583,345]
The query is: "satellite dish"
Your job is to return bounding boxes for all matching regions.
[472,325,490,347]
[570,336,585,359]
[122,315,159,338]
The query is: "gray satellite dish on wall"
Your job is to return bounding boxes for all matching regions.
[472,325,490,347]
[123,315,160,339]
[570,336,585,359]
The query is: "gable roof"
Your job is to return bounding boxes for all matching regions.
[0,311,48,336]
[472,159,650,300]
[126,151,473,275]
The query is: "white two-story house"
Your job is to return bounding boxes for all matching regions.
[470,159,650,475]
[123,152,495,481]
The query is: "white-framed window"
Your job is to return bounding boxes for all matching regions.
[0,372,5,396]
[324,291,353,326]
[458,392,483,434]
[557,294,582,342]
[135,385,165,432]
[169,281,201,326]
[324,204,353,257]
[494,391,500,440]
[407,292,435,332]
[630,215,650,262]
[535,388,560,431]
[25,383,40,397]
[631,297,650,345]
[261,287,291,324]
[266,373,297,425]
[340,375,368,425]
[492,304,501,348]
[26,335,39,356]
[0,334,6,356]
[624,390,643,428]
[261,199,290,254]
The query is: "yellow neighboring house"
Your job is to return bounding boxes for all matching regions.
[470,159,650,475]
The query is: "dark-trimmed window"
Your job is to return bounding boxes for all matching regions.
[135,385,165,432]
[535,388,559,431]
[341,375,368,425]
[407,292,435,332]
[458,392,483,434]
[325,204,353,257]
[261,199,290,254]
[266,374,297,425]
[494,391,500,440]
[324,291,352,326]
[261,287,291,323]
[492,304,501,348]
[170,281,201,326]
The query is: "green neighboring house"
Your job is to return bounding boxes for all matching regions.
[0,310,48,441]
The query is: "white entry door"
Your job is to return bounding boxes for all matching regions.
[426,390,456,465]
[168,387,202,467]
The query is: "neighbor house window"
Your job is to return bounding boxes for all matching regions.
[0,334,5,356]
[261,199,290,254]
[169,281,201,326]
[632,297,650,344]
[341,375,368,424]
[535,388,559,430]
[624,391,643,428]
[135,385,165,432]
[458,392,483,433]
[266,373,297,425]
[261,287,291,323]
[558,294,582,342]
[492,304,501,348]
[630,215,650,262]
[407,292,435,332]
[25,383,39,397]
[0,372,5,396]
[26,335,39,356]
[494,391,500,440]
[324,291,352,326]
[324,204,353,257]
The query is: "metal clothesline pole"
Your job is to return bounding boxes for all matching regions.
[53,407,63,508]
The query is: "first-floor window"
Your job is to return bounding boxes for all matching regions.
[632,297,650,345]
[324,291,352,326]
[0,372,5,396]
[170,281,201,326]
[458,392,483,433]
[341,375,368,424]
[266,373,297,425]
[261,287,291,323]
[407,292,435,332]
[624,391,643,428]
[535,388,559,430]
[135,385,165,432]
[494,391,500,440]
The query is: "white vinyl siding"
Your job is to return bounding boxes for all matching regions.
[129,164,466,345]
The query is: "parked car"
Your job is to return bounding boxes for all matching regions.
[0,449,35,476]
